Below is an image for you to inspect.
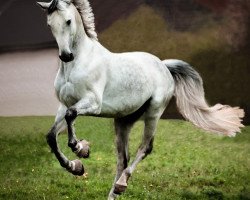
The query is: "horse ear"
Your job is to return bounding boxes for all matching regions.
[36,1,51,10]
[64,0,72,5]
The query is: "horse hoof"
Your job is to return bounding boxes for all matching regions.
[75,140,90,158]
[114,183,127,195]
[68,159,84,176]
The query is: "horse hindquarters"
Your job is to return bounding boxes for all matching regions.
[163,59,244,136]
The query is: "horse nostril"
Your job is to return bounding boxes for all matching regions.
[59,52,74,62]
[69,53,74,60]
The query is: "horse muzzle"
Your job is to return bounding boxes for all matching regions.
[59,52,74,63]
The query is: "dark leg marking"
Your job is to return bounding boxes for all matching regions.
[46,124,71,170]
[65,107,78,152]
[65,107,77,123]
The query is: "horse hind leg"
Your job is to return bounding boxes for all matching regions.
[114,106,164,195]
[108,118,134,200]
[109,99,153,200]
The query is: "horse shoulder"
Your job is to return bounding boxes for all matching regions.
[68,59,107,100]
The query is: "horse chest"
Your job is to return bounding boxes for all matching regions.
[55,80,79,107]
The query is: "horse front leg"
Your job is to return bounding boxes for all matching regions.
[65,97,101,159]
[46,105,84,176]
[65,108,90,159]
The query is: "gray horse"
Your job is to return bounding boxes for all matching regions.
[37,0,244,199]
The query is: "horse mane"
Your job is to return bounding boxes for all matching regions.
[72,0,98,41]
[48,0,58,14]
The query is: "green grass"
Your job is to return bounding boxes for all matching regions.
[0,117,249,200]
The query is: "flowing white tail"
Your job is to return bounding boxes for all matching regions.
[164,59,244,137]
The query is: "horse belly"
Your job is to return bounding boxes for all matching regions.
[101,81,152,117]
[100,96,147,117]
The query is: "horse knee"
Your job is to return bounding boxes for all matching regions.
[65,107,77,123]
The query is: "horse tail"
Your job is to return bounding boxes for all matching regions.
[163,59,244,137]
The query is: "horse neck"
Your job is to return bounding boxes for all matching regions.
[72,24,91,56]
[72,23,108,60]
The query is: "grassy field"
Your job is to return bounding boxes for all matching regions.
[0,116,249,200]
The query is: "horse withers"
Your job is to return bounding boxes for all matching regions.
[37,0,244,199]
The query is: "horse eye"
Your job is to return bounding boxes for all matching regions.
[66,20,71,25]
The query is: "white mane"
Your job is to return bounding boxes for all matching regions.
[72,0,98,40]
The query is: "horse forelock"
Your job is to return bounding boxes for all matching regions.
[46,0,98,40]
[48,0,59,14]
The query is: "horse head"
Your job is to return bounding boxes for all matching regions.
[37,0,78,62]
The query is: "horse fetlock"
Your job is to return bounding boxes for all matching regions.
[74,140,90,158]
[67,159,84,176]
[68,139,77,149]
